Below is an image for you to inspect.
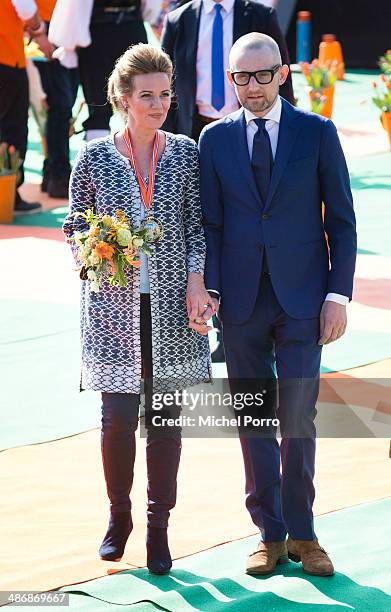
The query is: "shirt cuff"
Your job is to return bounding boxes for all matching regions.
[325,293,349,306]
[12,0,37,21]
[207,289,221,302]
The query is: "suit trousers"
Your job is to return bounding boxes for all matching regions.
[34,56,79,178]
[78,20,147,133]
[0,63,28,186]
[222,273,322,541]
[100,294,182,528]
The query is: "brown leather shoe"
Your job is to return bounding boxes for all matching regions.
[287,537,334,576]
[246,540,289,575]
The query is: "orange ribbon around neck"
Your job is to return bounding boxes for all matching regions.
[123,127,160,211]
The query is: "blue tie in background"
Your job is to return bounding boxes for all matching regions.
[211,4,225,111]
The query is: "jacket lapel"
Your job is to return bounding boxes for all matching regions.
[184,0,202,95]
[263,100,303,211]
[233,0,252,42]
[229,110,260,205]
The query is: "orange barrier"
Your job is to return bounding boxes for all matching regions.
[0,174,16,224]
[319,34,345,80]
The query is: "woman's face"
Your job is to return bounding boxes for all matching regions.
[123,72,172,129]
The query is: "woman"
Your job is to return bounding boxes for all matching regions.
[63,44,214,574]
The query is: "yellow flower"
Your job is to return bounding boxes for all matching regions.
[117,228,132,247]
[133,237,144,248]
[101,215,112,228]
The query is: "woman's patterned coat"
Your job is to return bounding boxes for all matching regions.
[63,133,212,394]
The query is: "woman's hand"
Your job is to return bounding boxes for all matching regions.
[186,273,215,336]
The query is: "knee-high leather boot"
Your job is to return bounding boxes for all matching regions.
[99,392,139,561]
[145,431,182,574]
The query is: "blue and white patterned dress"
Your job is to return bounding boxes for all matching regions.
[63,132,212,393]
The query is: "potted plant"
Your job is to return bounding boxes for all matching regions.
[0,143,21,223]
[372,50,391,149]
[301,59,338,119]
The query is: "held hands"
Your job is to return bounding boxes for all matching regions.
[318,301,347,345]
[25,22,55,60]
[32,33,55,60]
[186,273,217,336]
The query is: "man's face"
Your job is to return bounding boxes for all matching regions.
[227,48,289,115]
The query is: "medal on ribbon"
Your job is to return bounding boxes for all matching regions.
[123,127,164,244]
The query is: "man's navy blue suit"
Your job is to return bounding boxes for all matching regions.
[199,98,357,541]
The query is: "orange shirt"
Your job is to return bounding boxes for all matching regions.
[0,0,27,68]
[36,0,56,22]
[0,0,55,69]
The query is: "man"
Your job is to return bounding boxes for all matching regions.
[161,0,294,362]
[34,0,79,198]
[161,0,294,141]
[197,33,357,576]
[0,0,53,214]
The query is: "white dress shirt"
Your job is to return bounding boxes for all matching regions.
[209,96,349,306]
[196,0,240,119]
[11,0,36,20]
[49,0,162,69]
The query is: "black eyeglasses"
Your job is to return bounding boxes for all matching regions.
[230,65,281,86]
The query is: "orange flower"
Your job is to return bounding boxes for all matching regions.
[94,241,115,260]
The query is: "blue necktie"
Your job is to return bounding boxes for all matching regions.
[251,118,273,205]
[211,4,225,111]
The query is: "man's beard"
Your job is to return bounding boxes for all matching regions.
[243,95,274,114]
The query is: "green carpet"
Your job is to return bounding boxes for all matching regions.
[32,497,391,611]
[0,300,100,452]
[11,205,70,228]
[293,69,380,126]
[348,153,391,257]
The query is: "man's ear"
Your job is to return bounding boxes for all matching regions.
[278,65,289,86]
[226,68,234,85]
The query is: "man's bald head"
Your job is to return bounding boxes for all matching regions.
[229,33,282,71]
[226,33,289,117]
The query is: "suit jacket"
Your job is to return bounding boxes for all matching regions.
[199,99,357,324]
[161,0,295,137]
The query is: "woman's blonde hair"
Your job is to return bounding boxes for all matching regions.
[107,43,173,117]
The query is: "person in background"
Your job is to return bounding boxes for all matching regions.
[0,0,52,214]
[161,0,295,141]
[49,0,164,143]
[33,0,79,198]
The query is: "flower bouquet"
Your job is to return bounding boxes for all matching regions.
[301,59,338,118]
[71,209,152,292]
[0,143,22,223]
[378,49,391,76]
[371,50,391,148]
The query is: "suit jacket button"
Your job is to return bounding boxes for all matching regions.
[262,213,270,220]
